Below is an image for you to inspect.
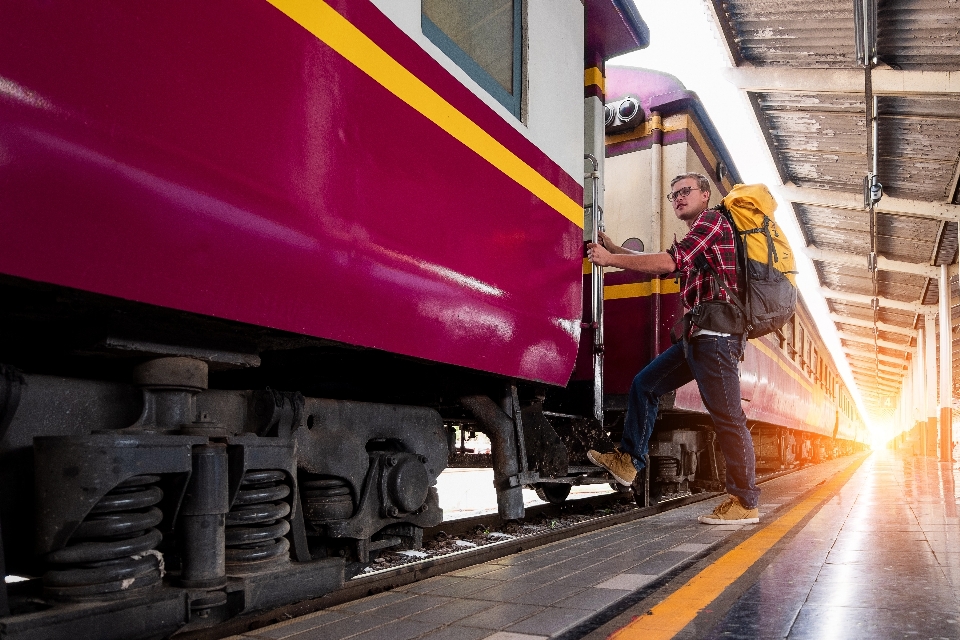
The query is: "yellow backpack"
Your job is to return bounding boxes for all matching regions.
[709,184,798,339]
[722,184,796,286]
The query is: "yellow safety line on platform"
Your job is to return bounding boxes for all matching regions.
[267,0,585,228]
[610,454,867,640]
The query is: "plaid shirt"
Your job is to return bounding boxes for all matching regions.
[666,208,739,311]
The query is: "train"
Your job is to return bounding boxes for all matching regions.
[536,66,869,504]
[0,1,863,638]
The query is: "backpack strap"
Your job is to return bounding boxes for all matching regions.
[699,258,749,327]
[701,206,754,336]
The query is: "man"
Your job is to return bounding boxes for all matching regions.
[585,172,759,525]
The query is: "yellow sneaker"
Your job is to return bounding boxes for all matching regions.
[698,496,759,525]
[586,449,637,486]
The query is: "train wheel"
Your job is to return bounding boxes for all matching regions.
[534,483,571,504]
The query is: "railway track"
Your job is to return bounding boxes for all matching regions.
[179,467,801,639]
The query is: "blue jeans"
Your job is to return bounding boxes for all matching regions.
[621,335,759,509]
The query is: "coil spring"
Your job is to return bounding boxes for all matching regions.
[44,474,164,600]
[225,470,291,569]
[301,477,353,529]
[652,456,680,481]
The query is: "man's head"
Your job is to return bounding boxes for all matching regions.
[668,173,711,224]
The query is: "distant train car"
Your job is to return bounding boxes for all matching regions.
[546,67,867,501]
[0,1,648,637]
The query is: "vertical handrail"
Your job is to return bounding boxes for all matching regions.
[585,154,604,426]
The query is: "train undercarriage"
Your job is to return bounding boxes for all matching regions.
[0,281,862,639]
[0,350,857,639]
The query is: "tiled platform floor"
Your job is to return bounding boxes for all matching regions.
[229,454,860,640]
[701,450,960,639]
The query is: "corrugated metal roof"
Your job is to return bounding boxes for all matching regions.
[708,0,960,420]
[718,0,858,67]
[878,1,960,71]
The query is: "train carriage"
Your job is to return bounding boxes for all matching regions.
[0,1,650,637]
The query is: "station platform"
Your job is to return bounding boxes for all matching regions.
[229,449,960,640]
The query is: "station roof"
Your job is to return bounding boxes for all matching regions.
[706,0,960,420]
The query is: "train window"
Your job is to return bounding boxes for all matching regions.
[782,320,794,355]
[422,0,523,118]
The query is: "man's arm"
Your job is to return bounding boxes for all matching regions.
[587,242,677,274]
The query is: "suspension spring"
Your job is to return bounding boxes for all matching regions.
[651,456,680,481]
[44,474,164,600]
[300,476,353,530]
[225,470,291,570]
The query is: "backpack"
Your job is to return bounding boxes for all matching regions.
[703,184,798,340]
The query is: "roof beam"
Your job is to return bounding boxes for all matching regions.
[851,372,902,387]
[805,245,944,279]
[851,376,903,389]
[862,392,900,399]
[837,331,914,351]
[780,184,960,223]
[860,390,899,398]
[864,381,900,395]
[845,349,907,365]
[857,386,902,397]
[845,353,908,370]
[724,67,960,96]
[829,314,916,338]
[850,361,904,384]
[856,384,902,395]
[840,345,906,367]
[847,360,906,376]
[820,288,935,313]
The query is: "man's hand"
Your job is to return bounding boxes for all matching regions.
[587,242,612,266]
[587,241,678,275]
[597,230,613,251]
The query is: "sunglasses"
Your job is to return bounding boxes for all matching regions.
[667,186,701,202]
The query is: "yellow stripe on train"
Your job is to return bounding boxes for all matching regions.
[604,279,681,300]
[267,0,585,228]
[581,268,823,421]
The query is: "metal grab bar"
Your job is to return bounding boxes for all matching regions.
[585,153,604,425]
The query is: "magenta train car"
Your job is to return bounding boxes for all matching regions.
[0,1,584,387]
[0,1,650,637]
[562,68,867,501]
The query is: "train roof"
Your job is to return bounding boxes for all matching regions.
[585,0,650,65]
[605,66,742,187]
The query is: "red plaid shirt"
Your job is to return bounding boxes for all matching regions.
[666,208,739,311]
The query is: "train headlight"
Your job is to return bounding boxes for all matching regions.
[617,97,639,122]
[604,95,644,133]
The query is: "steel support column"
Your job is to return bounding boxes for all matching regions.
[925,313,939,456]
[916,325,927,454]
[940,264,954,461]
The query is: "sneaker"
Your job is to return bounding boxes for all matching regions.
[698,496,759,525]
[586,448,637,486]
